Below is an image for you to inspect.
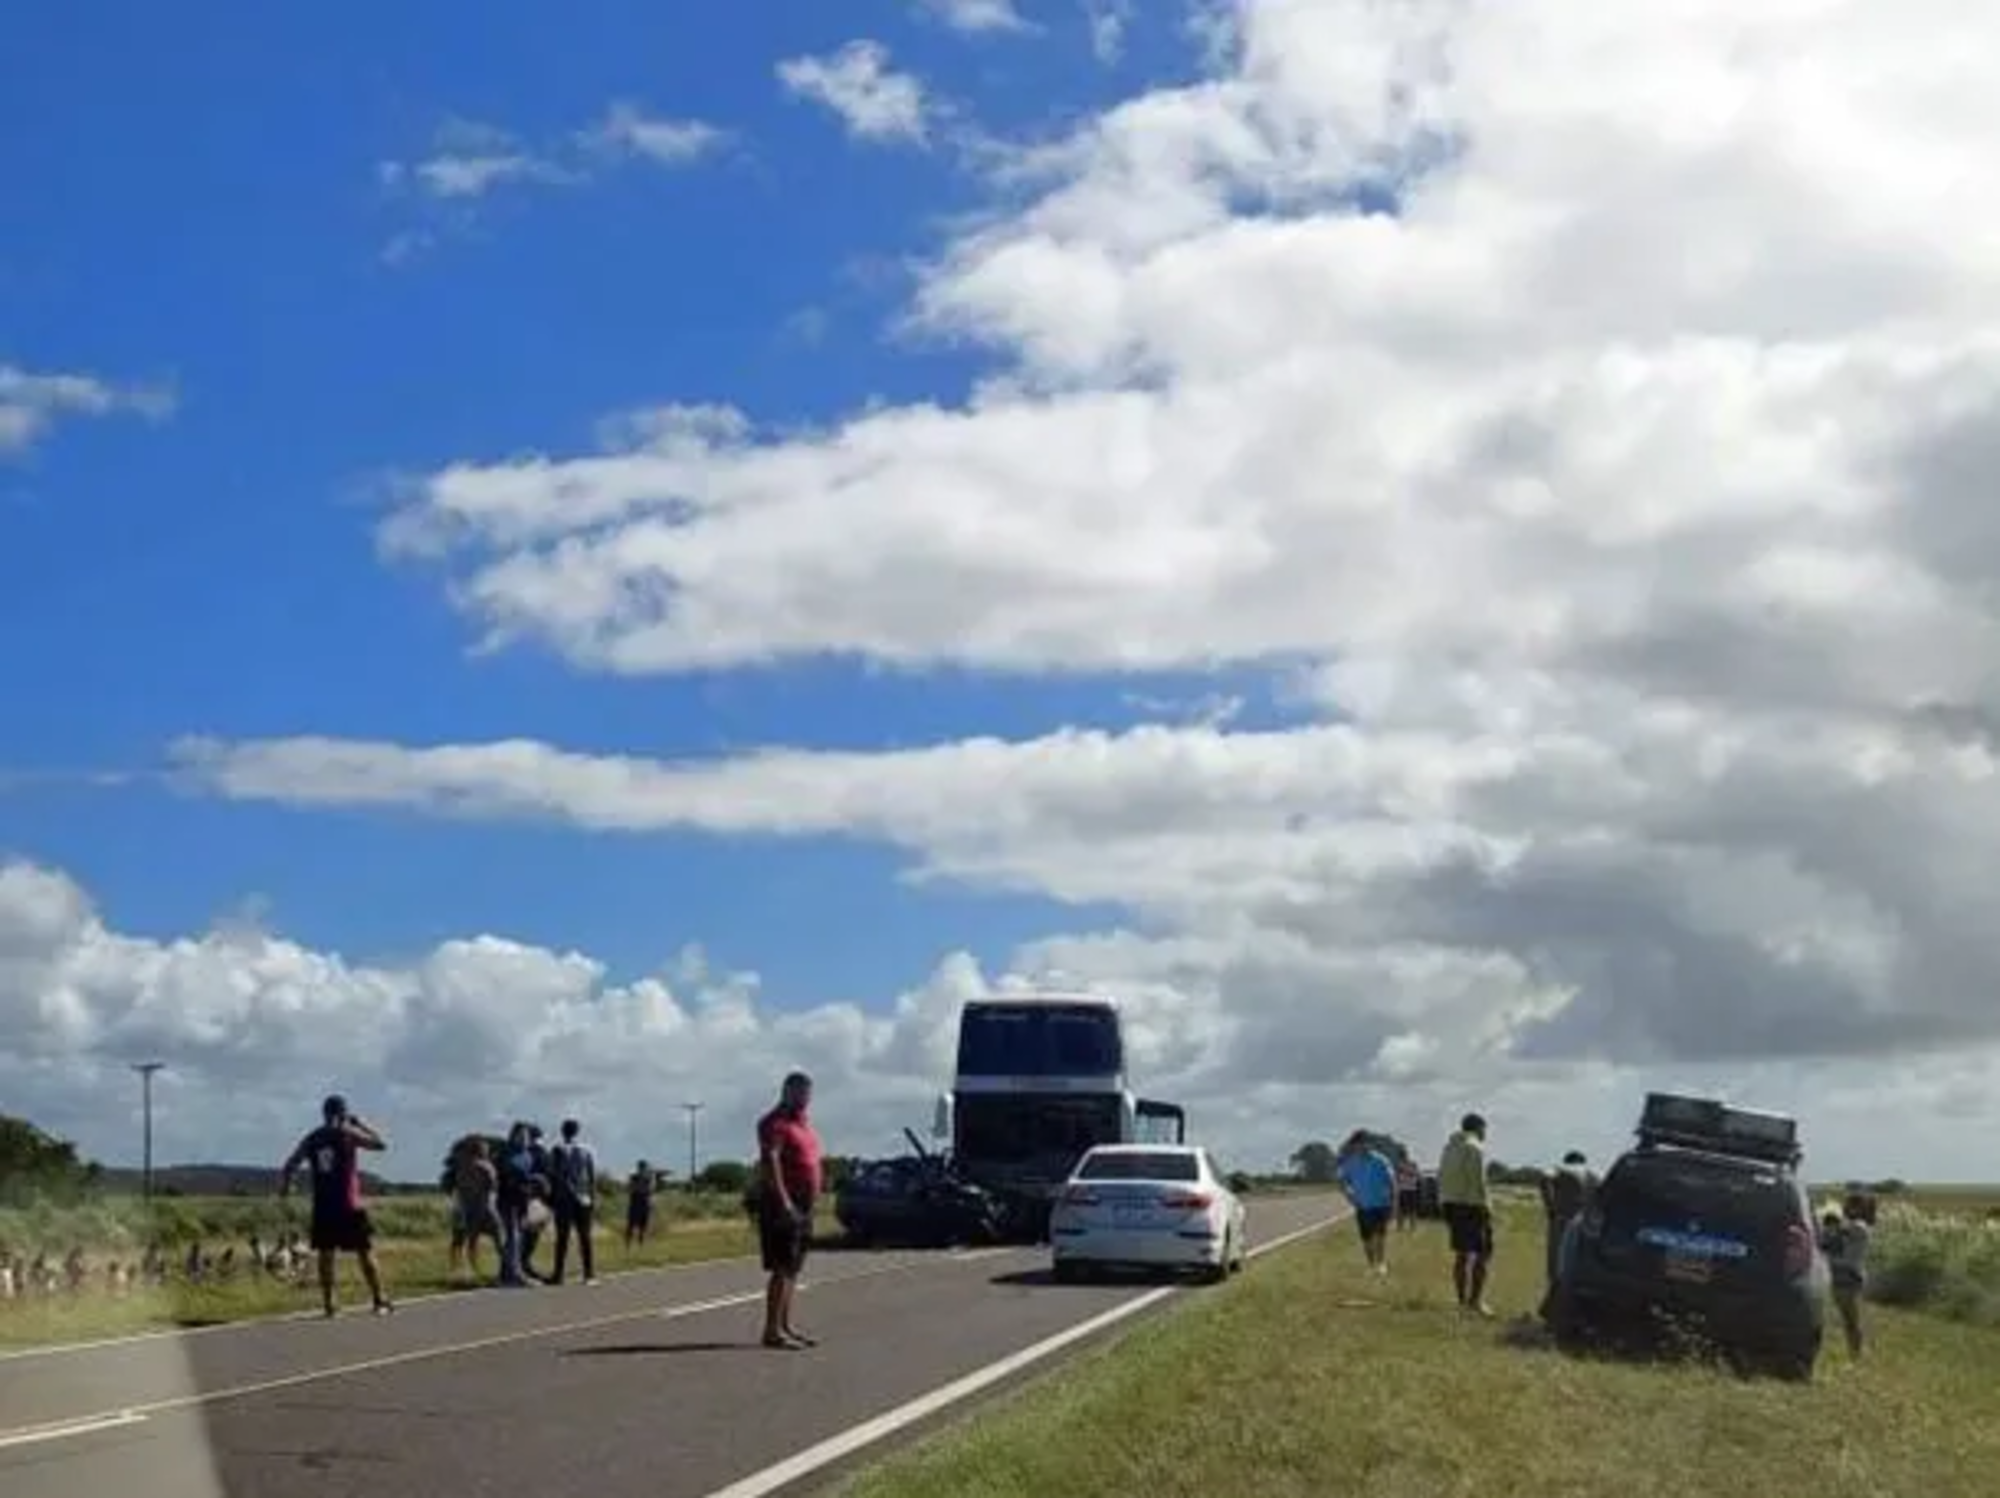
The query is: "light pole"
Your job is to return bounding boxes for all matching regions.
[131,1062,165,1203]
[681,1101,703,1191]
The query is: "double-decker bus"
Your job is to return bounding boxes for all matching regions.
[936,993,1185,1239]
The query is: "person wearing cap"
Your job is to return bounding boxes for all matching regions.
[278,1094,393,1318]
[754,1071,823,1349]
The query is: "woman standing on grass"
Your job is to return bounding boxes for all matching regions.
[1820,1191,1876,1359]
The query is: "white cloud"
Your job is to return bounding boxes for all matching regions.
[778,40,932,146]
[376,106,726,257]
[5,856,1991,1182]
[918,0,1033,34]
[1082,0,1134,62]
[167,708,2000,1076]
[379,120,575,203]
[0,364,173,457]
[587,103,730,166]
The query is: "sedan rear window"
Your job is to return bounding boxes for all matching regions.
[1077,1151,1200,1182]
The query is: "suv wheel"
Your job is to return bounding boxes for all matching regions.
[1762,1340,1820,1383]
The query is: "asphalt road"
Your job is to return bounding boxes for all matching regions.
[0,1193,1344,1498]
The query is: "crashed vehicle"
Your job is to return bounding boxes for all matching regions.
[1545,1092,1830,1380]
[833,1130,1008,1248]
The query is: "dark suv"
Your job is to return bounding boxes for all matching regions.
[1546,1093,1830,1380]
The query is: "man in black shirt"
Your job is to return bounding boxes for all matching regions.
[279,1094,393,1318]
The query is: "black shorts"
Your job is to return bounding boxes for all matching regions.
[627,1200,652,1229]
[758,1205,812,1277]
[1443,1203,1494,1257]
[309,1207,374,1254]
[1397,1188,1422,1217]
[1356,1206,1393,1238]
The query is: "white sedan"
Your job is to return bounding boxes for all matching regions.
[1048,1144,1248,1283]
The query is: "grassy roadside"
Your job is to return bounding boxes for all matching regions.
[840,1203,2000,1498]
[0,1214,755,1349]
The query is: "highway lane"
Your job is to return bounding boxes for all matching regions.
[0,1193,1344,1498]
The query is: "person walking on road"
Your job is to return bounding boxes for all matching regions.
[278,1094,393,1318]
[549,1117,599,1285]
[1539,1150,1597,1295]
[1439,1112,1495,1318]
[1335,1131,1398,1275]
[754,1070,823,1350]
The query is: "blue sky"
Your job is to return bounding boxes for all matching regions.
[0,0,1209,1003]
[11,0,1990,1185]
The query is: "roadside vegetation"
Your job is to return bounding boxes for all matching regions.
[1862,1192,2000,1329]
[0,1190,752,1349]
[842,1196,2000,1498]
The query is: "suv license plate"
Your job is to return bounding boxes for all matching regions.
[1664,1253,1712,1284]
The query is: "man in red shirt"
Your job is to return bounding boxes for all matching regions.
[755,1071,823,1350]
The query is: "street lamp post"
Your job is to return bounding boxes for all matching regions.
[681,1101,703,1191]
[131,1062,165,1203]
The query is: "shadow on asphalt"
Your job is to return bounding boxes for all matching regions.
[562,1340,761,1357]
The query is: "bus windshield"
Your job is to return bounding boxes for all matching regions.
[956,1003,1124,1078]
[953,1093,1125,1164]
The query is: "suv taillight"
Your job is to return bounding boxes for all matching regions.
[1782,1223,1815,1277]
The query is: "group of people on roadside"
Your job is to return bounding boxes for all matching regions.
[275,1072,827,1352]
[447,1118,603,1288]
[1334,1112,1878,1358]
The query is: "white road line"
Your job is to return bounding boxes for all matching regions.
[0,1413,149,1452]
[0,1238,1023,1365]
[702,1208,1349,1498]
[0,1247,1019,1445]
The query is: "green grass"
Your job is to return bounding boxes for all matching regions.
[0,1192,754,1349]
[1866,1201,2000,1329]
[841,1202,2000,1498]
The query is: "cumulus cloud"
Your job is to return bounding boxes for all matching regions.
[777,41,932,146]
[168,707,2000,1076]
[4,857,1989,1181]
[0,364,173,456]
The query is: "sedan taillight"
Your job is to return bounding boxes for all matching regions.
[1159,1190,1213,1211]
[1061,1186,1099,1207]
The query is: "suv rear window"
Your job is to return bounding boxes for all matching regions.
[1601,1151,1802,1240]
[1077,1151,1199,1182]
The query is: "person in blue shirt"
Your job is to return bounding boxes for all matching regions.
[1335,1131,1400,1276]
